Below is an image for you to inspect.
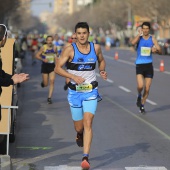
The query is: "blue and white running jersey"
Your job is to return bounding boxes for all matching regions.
[67,42,97,84]
[54,40,64,55]
[136,35,154,64]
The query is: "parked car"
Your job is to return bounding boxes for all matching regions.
[165,38,170,55]
[157,38,170,55]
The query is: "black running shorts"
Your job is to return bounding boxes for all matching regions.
[136,63,154,78]
[41,63,55,74]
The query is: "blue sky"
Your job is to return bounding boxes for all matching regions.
[31,0,54,17]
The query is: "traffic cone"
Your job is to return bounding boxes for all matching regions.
[114,52,119,60]
[160,60,165,72]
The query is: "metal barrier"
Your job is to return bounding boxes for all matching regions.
[1,106,18,155]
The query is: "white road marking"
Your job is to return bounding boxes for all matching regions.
[96,73,113,83]
[125,167,167,170]
[154,68,160,72]
[106,79,114,83]
[44,166,81,170]
[119,86,131,92]
[104,54,170,74]
[164,71,170,75]
[105,96,170,141]
[97,55,158,106]
[146,99,157,105]
[44,165,167,170]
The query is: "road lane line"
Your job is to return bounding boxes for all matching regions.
[105,96,170,141]
[106,79,114,83]
[164,71,170,75]
[97,72,157,106]
[104,55,135,66]
[154,68,159,72]
[146,99,157,106]
[119,86,131,92]
[125,167,167,170]
[96,73,114,83]
[104,54,170,74]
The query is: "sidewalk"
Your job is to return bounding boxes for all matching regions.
[0,52,67,170]
[0,155,12,170]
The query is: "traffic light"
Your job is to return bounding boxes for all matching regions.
[49,2,52,8]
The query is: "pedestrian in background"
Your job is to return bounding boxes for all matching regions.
[0,24,29,121]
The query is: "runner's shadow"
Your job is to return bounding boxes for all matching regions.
[148,104,170,113]
[91,142,150,169]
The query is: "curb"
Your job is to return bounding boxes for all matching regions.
[0,155,12,170]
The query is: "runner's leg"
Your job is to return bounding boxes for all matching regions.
[136,74,144,95]
[42,73,48,87]
[136,74,144,107]
[83,112,94,154]
[141,77,152,105]
[74,120,84,134]
[48,71,56,98]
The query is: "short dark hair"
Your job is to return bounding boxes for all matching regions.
[46,35,53,41]
[75,22,89,32]
[0,24,7,41]
[142,22,151,29]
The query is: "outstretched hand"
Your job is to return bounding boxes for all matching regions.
[12,73,29,84]
[151,46,158,53]
[100,71,107,80]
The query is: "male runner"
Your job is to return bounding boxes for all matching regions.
[54,22,107,169]
[53,34,64,56]
[131,22,162,113]
[0,24,29,120]
[36,36,58,104]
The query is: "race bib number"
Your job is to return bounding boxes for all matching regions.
[76,83,92,92]
[141,47,151,56]
[46,56,54,63]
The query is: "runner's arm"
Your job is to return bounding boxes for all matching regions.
[152,36,162,55]
[0,70,14,86]
[131,34,141,45]
[131,28,143,45]
[54,46,75,79]
[35,46,45,61]
[95,44,107,80]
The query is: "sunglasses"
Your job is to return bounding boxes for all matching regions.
[0,24,8,39]
[71,38,77,39]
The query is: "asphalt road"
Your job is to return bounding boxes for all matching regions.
[9,48,170,170]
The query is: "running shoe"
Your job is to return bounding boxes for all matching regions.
[76,132,83,147]
[41,82,44,88]
[47,98,52,104]
[63,83,68,91]
[81,156,90,170]
[136,96,141,107]
[139,106,146,114]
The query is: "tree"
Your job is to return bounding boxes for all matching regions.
[54,0,170,34]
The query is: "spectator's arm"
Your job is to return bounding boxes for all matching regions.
[0,73,14,87]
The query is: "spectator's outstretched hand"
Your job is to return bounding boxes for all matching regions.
[12,73,29,84]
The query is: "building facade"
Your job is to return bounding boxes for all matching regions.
[54,0,93,15]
